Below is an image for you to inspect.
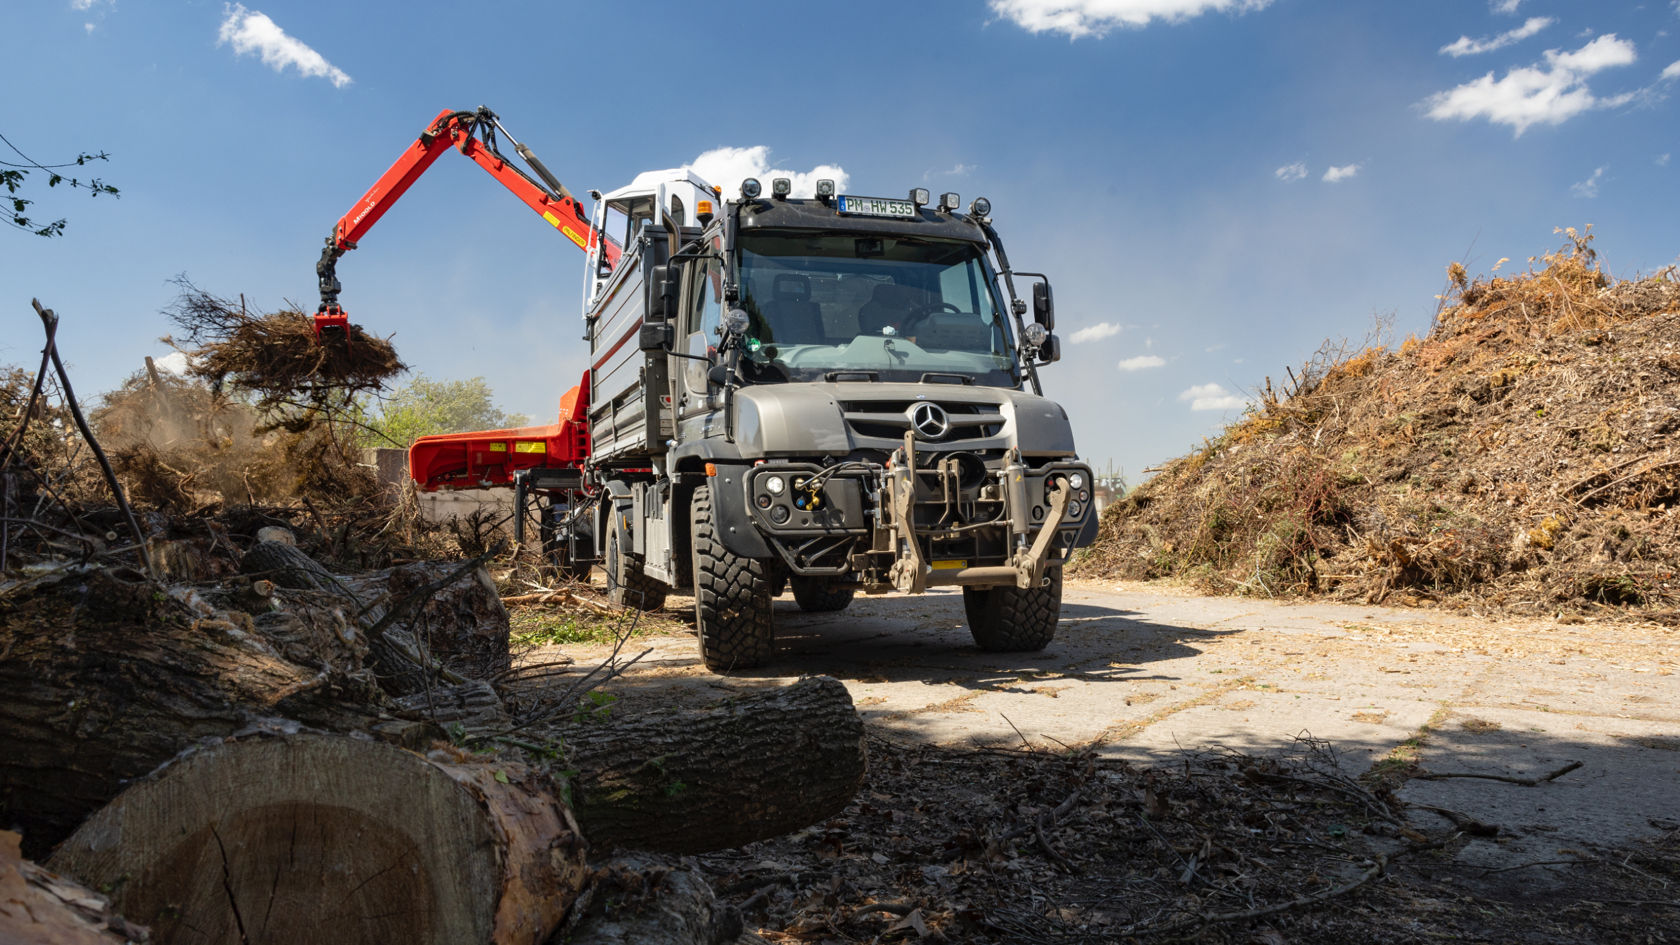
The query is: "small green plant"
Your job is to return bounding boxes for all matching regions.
[574,690,617,723]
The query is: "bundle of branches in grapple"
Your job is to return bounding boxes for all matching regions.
[164,279,405,425]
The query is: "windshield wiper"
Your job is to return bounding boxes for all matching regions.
[824,370,879,382]
[919,372,973,385]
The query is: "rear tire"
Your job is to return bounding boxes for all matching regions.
[606,513,667,611]
[963,568,1061,652]
[790,576,854,613]
[691,484,774,671]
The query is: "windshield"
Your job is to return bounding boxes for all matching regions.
[736,233,1020,387]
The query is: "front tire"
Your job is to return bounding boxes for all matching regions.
[691,484,774,671]
[790,576,854,613]
[606,514,667,611]
[963,568,1062,652]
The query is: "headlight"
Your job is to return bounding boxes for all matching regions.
[1068,472,1085,490]
[1023,322,1050,347]
[1068,500,1083,518]
[770,506,790,524]
[765,475,786,495]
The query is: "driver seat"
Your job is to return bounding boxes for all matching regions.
[762,274,824,345]
[857,283,925,335]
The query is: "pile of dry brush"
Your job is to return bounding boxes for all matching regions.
[0,284,448,577]
[1081,227,1680,622]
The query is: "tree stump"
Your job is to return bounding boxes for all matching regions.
[49,731,586,945]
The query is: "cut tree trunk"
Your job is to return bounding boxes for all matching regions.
[1,567,864,862]
[554,675,867,854]
[49,730,586,945]
[0,829,151,944]
[0,569,381,858]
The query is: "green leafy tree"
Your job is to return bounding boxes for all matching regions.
[358,375,529,448]
[2,131,119,237]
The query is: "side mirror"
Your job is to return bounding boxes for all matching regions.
[648,264,677,318]
[1037,334,1061,364]
[1032,281,1054,330]
[706,363,733,388]
[639,321,673,352]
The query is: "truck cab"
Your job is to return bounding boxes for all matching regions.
[583,176,1096,671]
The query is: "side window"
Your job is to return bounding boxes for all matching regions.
[684,256,723,394]
[691,258,723,338]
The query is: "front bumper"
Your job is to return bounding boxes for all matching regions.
[740,434,1095,592]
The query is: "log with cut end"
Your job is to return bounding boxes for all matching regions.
[0,569,381,858]
[49,731,586,945]
[556,675,867,854]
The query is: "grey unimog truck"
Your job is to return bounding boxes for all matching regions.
[578,170,1096,671]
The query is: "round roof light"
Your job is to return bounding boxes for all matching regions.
[1023,322,1050,348]
[741,178,762,199]
[970,197,991,217]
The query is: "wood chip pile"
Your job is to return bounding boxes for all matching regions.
[1080,228,1680,622]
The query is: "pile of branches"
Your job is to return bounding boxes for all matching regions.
[1081,227,1680,621]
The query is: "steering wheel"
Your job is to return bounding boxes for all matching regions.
[900,301,963,335]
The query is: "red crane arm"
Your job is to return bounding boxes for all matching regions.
[313,107,620,340]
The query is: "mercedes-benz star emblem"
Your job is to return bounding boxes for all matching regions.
[908,402,950,440]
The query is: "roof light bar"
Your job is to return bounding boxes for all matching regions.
[771,177,792,198]
[938,192,961,213]
[969,196,991,217]
[741,178,762,199]
[909,188,930,207]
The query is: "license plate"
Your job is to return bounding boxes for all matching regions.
[931,559,967,570]
[836,195,917,218]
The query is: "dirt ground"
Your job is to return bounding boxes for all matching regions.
[528,578,1680,942]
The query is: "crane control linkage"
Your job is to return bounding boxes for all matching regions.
[312,106,620,342]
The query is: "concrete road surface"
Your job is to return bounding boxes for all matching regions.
[561,578,1680,869]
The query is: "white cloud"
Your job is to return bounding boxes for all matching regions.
[924,162,976,181]
[1659,153,1672,166]
[1117,354,1165,371]
[70,0,102,9]
[1440,16,1553,58]
[1274,162,1308,182]
[1422,34,1638,136]
[989,0,1273,39]
[1570,165,1606,198]
[1178,382,1246,411]
[1322,163,1361,182]
[1663,60,1680,80]
[1070,322,1122,343]
[1491,0,1523,12]
[683,146,847,199]
[218,4,352,88]
[153,351,192,375]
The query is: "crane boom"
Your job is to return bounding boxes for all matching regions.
[312,106,620,341]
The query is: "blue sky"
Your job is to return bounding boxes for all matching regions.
[6,0,1678,481]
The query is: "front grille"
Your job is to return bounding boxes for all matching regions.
[838,400,1006,444]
